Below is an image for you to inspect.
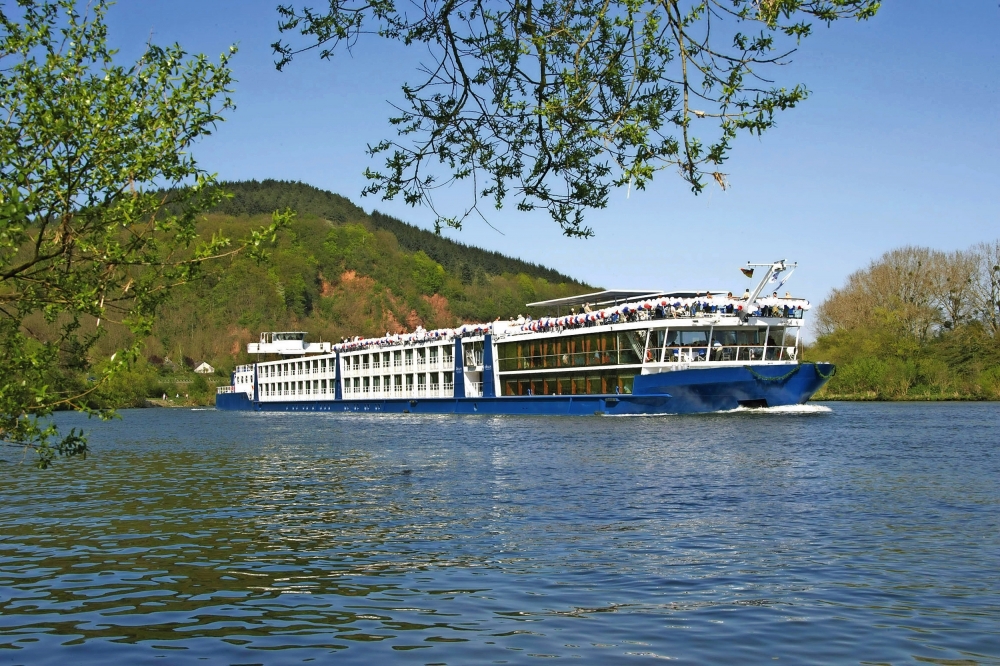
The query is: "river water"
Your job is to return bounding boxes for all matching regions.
[1,403,998,664]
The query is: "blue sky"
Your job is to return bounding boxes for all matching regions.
[106,1,999,330]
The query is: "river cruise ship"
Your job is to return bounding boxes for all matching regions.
[216,261,834,415]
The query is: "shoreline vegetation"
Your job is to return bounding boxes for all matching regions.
[806,243,1000,402]
[72,183,999,408]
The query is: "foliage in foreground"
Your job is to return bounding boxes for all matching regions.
[275,0,880,236]
[807,242,1000,400]
[0,2,286,467]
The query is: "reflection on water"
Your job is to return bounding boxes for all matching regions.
[1,404,999,664]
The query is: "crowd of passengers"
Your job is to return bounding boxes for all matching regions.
[514,291,807,333]
[332,291,807,353]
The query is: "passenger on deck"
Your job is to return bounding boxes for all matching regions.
[741,289,750,300]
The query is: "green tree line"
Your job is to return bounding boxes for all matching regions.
[807,242,1000,400]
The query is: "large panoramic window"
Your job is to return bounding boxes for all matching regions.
[497,331,644,371]
[500,371,635,396]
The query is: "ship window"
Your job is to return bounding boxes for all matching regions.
[499,332,644,371]
[373,376,380,391]
[444,371,453,385]
[648,329,666,362]
[430,372,439,388]
[715,330,738,346]
[321,379,327,393]
[363,377,370,392]
[677,330,709,346]
[406,374,414,389]
[429,347,438,363]
[501,371,635,396]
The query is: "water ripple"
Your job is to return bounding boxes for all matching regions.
[1,403,999,664]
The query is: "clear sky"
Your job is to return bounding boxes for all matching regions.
[106,1,999,332]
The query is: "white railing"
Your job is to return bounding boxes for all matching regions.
[468,381,483,397]
[443,382,454,394]
[217,385,235,394]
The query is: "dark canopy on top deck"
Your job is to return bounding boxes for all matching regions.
[526,290,730,310]
[526,290,663,309]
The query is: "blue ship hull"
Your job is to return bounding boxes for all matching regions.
[216,363,833,415]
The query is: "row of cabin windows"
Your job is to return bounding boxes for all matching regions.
[501,371,635,397]
[261,374,458,397]
[263,380,329,397]
[497,328,780,371]
[261,358,329,378]
[345,372,454,393]
[343,346,454,372]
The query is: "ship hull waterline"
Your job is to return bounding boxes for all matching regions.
[216,363,834,415]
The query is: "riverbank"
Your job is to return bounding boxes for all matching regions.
[814,392,999,401]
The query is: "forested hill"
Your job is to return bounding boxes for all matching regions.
[211,180,576,284]
[82,181,590,407]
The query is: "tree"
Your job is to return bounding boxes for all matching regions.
[274,0,879,236]
[972,240,1000,335]
[816,243,1000,339]
[817,246,944,340]
[0,1,288,467]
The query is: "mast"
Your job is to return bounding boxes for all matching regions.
[745,260,797,305]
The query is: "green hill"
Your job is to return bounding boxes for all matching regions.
[210,180,578,284]
[85,181,592,407]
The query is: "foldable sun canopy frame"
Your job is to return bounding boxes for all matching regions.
[527,290,663,310]
[527,289,730,310]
